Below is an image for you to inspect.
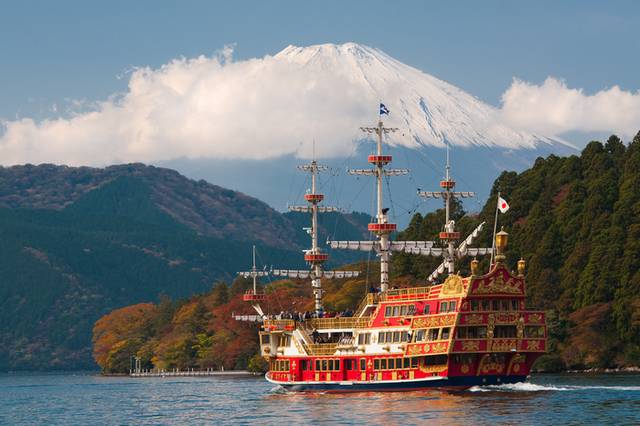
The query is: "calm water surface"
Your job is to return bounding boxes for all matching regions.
[0,372,639,425]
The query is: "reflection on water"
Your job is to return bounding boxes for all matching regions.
[0,373,639,425]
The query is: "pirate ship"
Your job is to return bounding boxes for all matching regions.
[240,110,547,391]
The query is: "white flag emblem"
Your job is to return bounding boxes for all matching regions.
[498,196,510,213]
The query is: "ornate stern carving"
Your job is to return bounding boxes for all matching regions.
[441,274,464,295]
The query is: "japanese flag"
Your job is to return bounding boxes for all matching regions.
[498,196,510,213]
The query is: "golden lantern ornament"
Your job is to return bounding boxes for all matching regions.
[495,227,509,262]
[517,258,526,276]
[470,258,479,276]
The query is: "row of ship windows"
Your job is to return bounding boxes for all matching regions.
[270,360,290,371]
[383,299,524,319]
[373,356,448,370]
[294,356,450,372]
[265,325,546,349]
[470,299,522,311]
[354,325,546,345]
[383,302,457,317]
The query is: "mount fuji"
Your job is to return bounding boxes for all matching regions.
[274,43,571,151]
[162,43,577,225]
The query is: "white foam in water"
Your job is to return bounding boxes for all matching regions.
[468,382,640,392]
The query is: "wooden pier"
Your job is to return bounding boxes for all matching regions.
[129,369,260,377]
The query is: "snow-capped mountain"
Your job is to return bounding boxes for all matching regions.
[156,42,580,225]
[275,43,571,150]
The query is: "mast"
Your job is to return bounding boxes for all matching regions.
[238,245,269,317]
[272,158,359,315]
[252,245,258,294]
[302,160,330,314]
[418,144,491,282]
[348,114,408,292]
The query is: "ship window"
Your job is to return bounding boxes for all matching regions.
[335,360,341,371]
[428,328,439,341]
[403,358,410,369]
[495,325,517,338]
[393,331,400,342]
[492,300,500,311]
[360,358,366,371]
[511,299,519,311]
[408,305,416,315]
[315,360,320,371]
[424,355,448,366]
[278,335,291,347]
[449,301,457,312]
[374,359,380,370]
[415,329,426,342]
[441,328,450,340]
[401,331,409,342]
[385,306,392,316]
[482,300,491,311]
[470,300,479,311]
[393,306,400,316]
[261,334,270,345]
[423,305,430,314]
[358,333,371,345]
[525,326,545,338]
[381,359,389,370]
[459,326,485,339]
[322,360,329,371]
[345,359,353,370]
[500,300,510,311]
[411,357,419,368]
[440,301,448,313]
[301,360,308,371]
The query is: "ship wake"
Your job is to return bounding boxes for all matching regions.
[468,382,640,392]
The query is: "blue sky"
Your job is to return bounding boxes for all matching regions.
[1,0,638,120]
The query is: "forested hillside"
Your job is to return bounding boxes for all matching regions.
[394,132,640,369]
[0,164,368,371]
[91,271,380,373]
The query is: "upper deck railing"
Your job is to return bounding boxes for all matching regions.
[308,317,371,330]
[380,286,432,302]
[306,343,338,356]
[263,317,371,331]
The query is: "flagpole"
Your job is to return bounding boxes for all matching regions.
[490,191,500,267]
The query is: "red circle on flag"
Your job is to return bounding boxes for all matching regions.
[502,203,507,208]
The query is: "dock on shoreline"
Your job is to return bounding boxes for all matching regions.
[128,369,261,378]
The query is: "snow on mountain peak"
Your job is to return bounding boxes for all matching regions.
[276,42,567,150]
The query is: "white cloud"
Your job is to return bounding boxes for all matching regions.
[500,77,640,138]
[0,46,376,166]
[1,44,637,167]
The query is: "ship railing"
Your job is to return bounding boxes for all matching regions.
[355,293,378,317]
[293,327,313,355]
[306,343,338,356]
[307,317,370,330]
[381,286,431,302]
[263,319,296,331]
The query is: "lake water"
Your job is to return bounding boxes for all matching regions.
[1,372,639,425]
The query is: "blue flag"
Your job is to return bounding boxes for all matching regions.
[379,103,390,115]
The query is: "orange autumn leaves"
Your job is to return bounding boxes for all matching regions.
[92,303,157,373]
[92,273,372,373]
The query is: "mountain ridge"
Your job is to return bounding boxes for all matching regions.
[0,163,369,371]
